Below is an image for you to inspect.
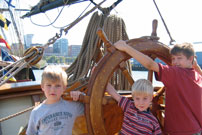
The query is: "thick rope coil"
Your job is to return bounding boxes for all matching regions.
[66,12,104,84]
[103,14,131,90]
[66,12,132,90]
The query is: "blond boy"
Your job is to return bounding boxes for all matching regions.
[26,65,84,135]
[106,79,162,135]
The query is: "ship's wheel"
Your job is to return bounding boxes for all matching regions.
[85,29,171,135]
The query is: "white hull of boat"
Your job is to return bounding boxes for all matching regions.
[0,96,32,135]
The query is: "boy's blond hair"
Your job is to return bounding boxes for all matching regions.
[131,79,153,98]
[41,65,67,86]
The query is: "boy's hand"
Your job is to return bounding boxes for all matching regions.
[70,91,82,101]
[114,40,128,52]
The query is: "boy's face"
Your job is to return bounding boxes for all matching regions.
[171,53,193,68]
[41,80,66,104]
[133,94,152,112]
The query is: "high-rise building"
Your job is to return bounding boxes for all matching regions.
[24,34,34,49]
[68,45,81,57]
[53,38,68,56]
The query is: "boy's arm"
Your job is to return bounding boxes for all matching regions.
[114,40,159,72]
[193,58,202,75]
[106,83,121,102]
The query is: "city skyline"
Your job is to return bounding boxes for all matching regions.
[24,35,82,58]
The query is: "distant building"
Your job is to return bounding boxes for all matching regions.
[31,43,43,47]
[24,34,34,49]
[44,46,53,55]
[68,45,81,57]
[53,38,68,56]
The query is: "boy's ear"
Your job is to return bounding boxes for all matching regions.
[189,56,194,64]
[41,84,45,92]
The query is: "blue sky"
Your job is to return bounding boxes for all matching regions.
[3,0,202,50]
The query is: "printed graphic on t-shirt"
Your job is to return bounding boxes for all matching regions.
[132,113,152,124]
[41,111,73,131]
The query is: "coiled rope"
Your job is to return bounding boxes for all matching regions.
[66,11,132,90]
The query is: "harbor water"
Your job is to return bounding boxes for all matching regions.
[33,70,163,87]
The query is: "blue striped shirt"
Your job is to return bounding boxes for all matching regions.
[119,97,162,135]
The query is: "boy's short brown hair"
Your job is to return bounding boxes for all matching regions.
[41,65,67,86]
[170,43,195,58]
[131,79,153,98]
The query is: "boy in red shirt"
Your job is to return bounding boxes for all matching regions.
[114,41,202,135]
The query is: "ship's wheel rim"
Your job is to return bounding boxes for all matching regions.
[85,38,171,135]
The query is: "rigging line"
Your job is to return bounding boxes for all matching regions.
[153,0,175,45]
[30,4,66,27]
[50,2,92,29]
[108,0,123,11]
[90,0,122,14]
[45,5,68,27]
[0,54,37,86]
[30,1,91,29]
[42,0,106,49]
[8,7,24,56]
[29,0,70,27]
[14,8,24,41]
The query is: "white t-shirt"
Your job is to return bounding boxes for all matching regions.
[26,99,84,135]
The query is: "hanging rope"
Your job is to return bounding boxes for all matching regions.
[103,15,131,90]
[66,11,132,90]
[66,12,103,85]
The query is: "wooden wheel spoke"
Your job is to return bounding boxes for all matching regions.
[147,70,153,82]
[119,61,134,85]
[147,55,156,82]
[159,104,165,110]
[97,28,116,53]
[152,87,165,114]
[62,78,89,102]
[154,86,165,99]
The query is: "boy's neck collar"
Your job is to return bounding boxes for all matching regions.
[134,106,150,113]
[44,98,62,105]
